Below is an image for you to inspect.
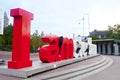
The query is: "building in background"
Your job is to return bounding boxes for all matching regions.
[90,30,107,39]
[0,9,9,35]
[4,12,9,27]
[93,39,120,56]
[0,9,4,34]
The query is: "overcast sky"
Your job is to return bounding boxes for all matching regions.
[1,0,120,38]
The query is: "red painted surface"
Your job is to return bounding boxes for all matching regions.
[8,8,33,69]
[40,35,74,63]
[59,38,74,60]
[39,35,59,62]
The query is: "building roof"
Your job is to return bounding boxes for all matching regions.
[93,39,120,43]
[90,30,107,35]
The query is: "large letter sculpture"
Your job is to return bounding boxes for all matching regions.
[59,38,73,60]
[8,8,33,69]
[40,35,74,63]
[40,35,59,62]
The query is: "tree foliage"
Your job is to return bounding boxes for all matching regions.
[30,30,46,53]
[91,35,100,40]
[31,30,40,52]
[0,24,13,51]
[3,24,13,45]
[106,24,120,39]
[0,35,5,50]
[0,24,46,53]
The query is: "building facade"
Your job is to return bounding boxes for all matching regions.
[0,9,4,34]
[90,30,107,39]
[93,39,120,56]
[4,12,9,27]
[0,9,9,35]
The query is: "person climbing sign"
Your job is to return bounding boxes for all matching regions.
[76,41,81,54]
[85,45,90,56]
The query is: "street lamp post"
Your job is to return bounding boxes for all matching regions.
[82,17,85,37]
[78,14,90,37]
[81,14,90,37]
[87,14,90,36]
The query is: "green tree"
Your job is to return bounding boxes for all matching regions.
[31,30,41,52]
[106,24,120,39]
[91,35,100,40]
[40,31,44,36]
[30,30,47,53]
[3,24,13,45]
[0,35,5,50]
[2,24,13,51]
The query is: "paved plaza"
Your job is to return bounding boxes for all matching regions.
[0,51,120,80]
[81,55,120,80]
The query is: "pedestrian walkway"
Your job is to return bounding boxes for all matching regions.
[81,56,120,80]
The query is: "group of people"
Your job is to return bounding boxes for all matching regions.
[58,36,90,57]
[76,41,90,57]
